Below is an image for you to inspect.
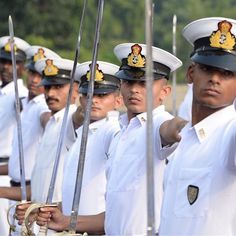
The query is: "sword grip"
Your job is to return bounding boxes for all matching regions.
[37,225,48,236]
[21,221,35,236]
[24,203,43,236]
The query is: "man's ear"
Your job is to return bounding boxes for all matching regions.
[186,64,195,84]
[114,94,124,110]
[161,84,171,100]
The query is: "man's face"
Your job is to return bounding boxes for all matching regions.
[187,63,236,109]
[80,91,122,122]
[121,79,169,119]
[0,58,24,86]
[44,83,76,114]
[27,70,44,99]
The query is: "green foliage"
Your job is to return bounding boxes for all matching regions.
[1,0,236,82]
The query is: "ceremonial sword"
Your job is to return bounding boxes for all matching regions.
[145,1,156,235]
[8,15,28,236]
[9,15,27,203]
[22,1,88,236]
[68,0,104,234]
[172,14,177,116]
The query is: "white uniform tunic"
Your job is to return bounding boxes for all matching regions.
[0,79,28,157]
[159,105,236,236]
[31,105,76,203]
[9,94,49,181]
[0,79,27,236]
[105,105,173,235]
[62,111,120,216]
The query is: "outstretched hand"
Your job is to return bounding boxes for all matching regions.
[160,116,188,146]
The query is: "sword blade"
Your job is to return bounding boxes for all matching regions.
[8,15,27,202]
[68,0,104,233]
[46,0,88,205]
[172,14,177,116]
[145,1,155,235]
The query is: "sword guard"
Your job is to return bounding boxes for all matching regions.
[24,203,43,236]
[7,202,18,234]
[23,203,59,236]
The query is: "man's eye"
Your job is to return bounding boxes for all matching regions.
[199,65,209,71]
[223,71,234,77]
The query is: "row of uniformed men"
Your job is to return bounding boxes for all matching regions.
[0,16,236,236]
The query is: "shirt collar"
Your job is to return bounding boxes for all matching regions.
[51,104,76,123]
[119,105,165,128]
[75,117,106,136]
[193,105,235,143]
[31,93,45,103]
[1,79,24,95]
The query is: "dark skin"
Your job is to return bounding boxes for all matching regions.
[26,70,45,101]
[160,63,236,145]
[121,79,171,121]
[0,58,25,87]
[44,83,78,115]
[187,63,236,125]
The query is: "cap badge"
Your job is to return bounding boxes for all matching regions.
[187,185,199,205]
[33,48,46,62]
[210,20,236,50]
[4,38,17,52]
[86,63,104,81]
[44,59,58,76]
[127,44,146,68]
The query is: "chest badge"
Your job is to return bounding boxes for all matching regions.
[187,185,199,205]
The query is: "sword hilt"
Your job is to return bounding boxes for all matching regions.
[54,231,88,236]
[7,202,17,234]
[23,203,43,236]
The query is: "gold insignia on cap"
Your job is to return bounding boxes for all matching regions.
[210,20,236,50]
[127,44,146,68]
[4,39,17,52]
[33,48,46,62]
[86,63,104,81]
[44,59,58,76]
[187,185,199,205]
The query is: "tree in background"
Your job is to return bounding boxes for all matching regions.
[1,0,236,83]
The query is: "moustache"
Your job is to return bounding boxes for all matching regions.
[46,97,59,103]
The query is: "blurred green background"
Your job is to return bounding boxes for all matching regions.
[1,0,236,84]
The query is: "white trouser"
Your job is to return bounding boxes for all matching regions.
[0,175,11,236]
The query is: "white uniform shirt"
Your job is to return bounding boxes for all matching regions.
[159,105,236,236]
[8,94,49,181]
[0,79,28,157]
[62,111,120,216]
[31,105,76,203]
[105,105,173,235]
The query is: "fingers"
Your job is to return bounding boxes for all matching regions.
[36,211,51,226]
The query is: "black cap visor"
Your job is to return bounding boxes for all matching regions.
[0,49,26,62]
[191,49,236,72]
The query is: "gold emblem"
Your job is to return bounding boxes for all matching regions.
[210,20,236,50]
[33,48,46,62]
[187,185,199,205]
[127,44,146,68]
[198,128,206,139]
[4,38,17,52]
[86,63,104,81]
[44,59,58,76]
